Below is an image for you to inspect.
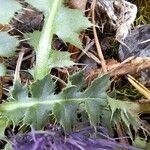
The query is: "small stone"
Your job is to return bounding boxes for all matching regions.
[119,25,150,61]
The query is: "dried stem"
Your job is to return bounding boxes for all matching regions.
[91,0,107,73]
[14,51,24,82]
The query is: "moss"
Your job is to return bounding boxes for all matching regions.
[134,0,150,25]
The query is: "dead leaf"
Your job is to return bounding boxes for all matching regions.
[0,24,10,31]
[69,0,87,11]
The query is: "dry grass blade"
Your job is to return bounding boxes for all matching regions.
[127,74,150,101]
[14,51,24,82]
[110,57,150,77]
[91,0,107,73]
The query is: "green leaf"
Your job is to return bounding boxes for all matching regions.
[82,74,110,101]
[0,64,6,76]
[30,75,55,99]
[1,102,26,125]
[101,110,114,136]
[69,70,85,91]
[0,73,110,133]
[0,116,9,138]
[0,32,18,57]
[24,31,41,50]
[134,136,147,149]
[11,81,28,101]
[0,0,22,24]
[55,7,91,48]
[53,102,78,132]
[24,75,55,129]
[4,142,13,150]
[23,103,52,129]
[53,86,80,132]
[108,97,140,139]
[48,50,75,68]
[5,82,29,124]
[85,99,101,127]
[25,0,91,48]
[108,97,136,120]
[82,74,110,127]
[54,74,110,130]
[28,0,63,79]
[25,32,74,68]
[25,0,51,15]
[25,0,91,79]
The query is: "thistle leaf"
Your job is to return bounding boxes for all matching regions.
[48,50,75,68]
[53,102,78,132]
[30,75,55,99]
[82,74,110,101]
[11,81,28,101]
[0,73,110,133]
[69,70,85,91]
[53,86,81,132]
[0,64,6,76]
[54,7,91,48]
[0,0,22,24]
[0,32,19,57]
[25,0,91,48]
[25,32,74,68]
[82,74,110,127]
[24,31,41,50]
[4,82,29,124]
[25,0,51,15]
[24,75,56,129]
[108,97,140,137]
[0,117,9,138]
[23,103,52,129]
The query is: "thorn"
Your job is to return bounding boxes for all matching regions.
[13,17,24,23]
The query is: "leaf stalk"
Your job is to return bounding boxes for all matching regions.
[35,0,62,80]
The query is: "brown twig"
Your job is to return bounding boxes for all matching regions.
[91,0,107,73]
[86,57,150,83]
